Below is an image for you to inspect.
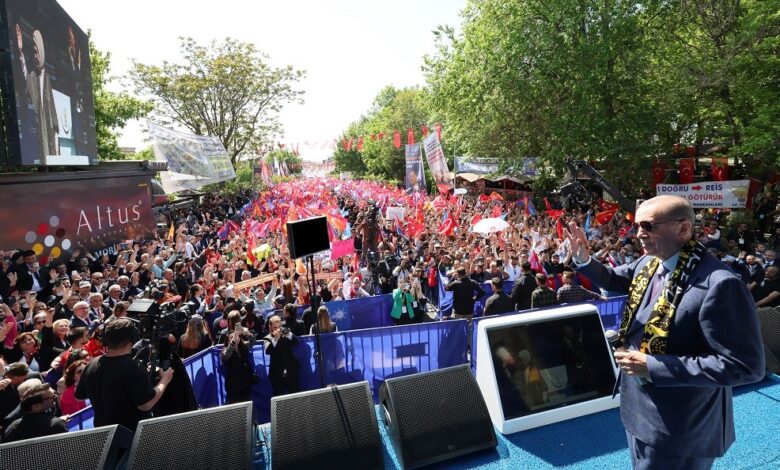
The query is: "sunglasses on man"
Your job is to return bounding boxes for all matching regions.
[635,219,685,232]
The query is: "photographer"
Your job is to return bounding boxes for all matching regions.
[221,311,256,404]
[263,314,299,397]
[75,318,173,431]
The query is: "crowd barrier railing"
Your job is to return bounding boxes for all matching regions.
[67,319,468,430]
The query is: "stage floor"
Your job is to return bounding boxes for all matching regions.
[260,375,780,469]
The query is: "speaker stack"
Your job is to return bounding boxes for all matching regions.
[380,364,497,469]
[758,307,780,375]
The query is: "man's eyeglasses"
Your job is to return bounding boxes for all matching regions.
[636,219,685,232]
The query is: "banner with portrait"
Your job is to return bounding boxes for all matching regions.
[149,122,236,193]
[422,134,454,194]
[405,143,425,191]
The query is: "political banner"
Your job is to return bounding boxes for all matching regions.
[655,180,749,208]
[404,143,425,191]
[330,238,355,259]
[149,121,236,193]
[423,134,454,194]
[454,157,499,175]
[385,207,406,221]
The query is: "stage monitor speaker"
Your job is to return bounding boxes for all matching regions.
[286,216,330,259]
[127,298,158,316]
[271,381,383,470]
[125,401,255,470]
[379,364,497,469]
[758,307,780,375]
[0,424,131,470]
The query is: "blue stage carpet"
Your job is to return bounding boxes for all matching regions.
[374,375,780,470]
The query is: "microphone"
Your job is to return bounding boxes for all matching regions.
[605,329,648,386]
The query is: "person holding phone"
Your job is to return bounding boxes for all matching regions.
[221,311,256,404]
[263,314,299,397]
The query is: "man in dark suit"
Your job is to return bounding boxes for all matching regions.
[11,250,50,298]
[566,195,765,469]
[483,277,514,316]
[263,315,299,396]
[25,29,59,161]
[510,261,537,311]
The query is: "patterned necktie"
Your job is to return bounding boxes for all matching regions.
[648,266,667,304]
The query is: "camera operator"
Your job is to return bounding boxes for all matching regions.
[263,314,299,396]
[75,318,173,431]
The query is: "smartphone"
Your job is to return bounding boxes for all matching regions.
[119,243,129,250]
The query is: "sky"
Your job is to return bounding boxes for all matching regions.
[57,0,467,162]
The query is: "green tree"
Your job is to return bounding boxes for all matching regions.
[264,149,302,175]
[130,37,305,166]
[90,40,152,160]
[334,86,432,183]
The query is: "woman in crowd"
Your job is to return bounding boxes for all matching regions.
[221,310,256,404]
[176,314,212,359]
[10,332,41,372]
[240,305,263,338]
[59,358,89,415]
[309,306,338,335]
[282,303,305,336]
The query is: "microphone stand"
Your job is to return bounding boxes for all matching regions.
[307,255,326,388]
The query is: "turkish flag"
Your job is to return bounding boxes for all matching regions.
[556,217,564,240]
[435,122,442,141]
[407,129,415,145]
[421,125,428,137]
[711,157,729,181]
[357,136,364,152]
[478,194,491,204]
[470,213,482,226]
[492,204,502,218]
[596,199,619,211]
[679,158,695,184]
[595,209,618,225]
[393,131,401,149]
[652,160,665,185]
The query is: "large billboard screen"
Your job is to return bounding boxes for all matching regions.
[0,173,156,265]
[1,0,97,166]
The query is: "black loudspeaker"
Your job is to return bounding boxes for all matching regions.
[758,307,780,375]
[0,424,131,470]
[271,381,383,470]
[379,364,497,469]
[286,216,330,259]
[125,402,255,470]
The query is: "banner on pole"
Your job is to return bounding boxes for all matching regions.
[149,122,236,193]
[423,134,454,194]
[404,143,425,191]
[655,180,749,208]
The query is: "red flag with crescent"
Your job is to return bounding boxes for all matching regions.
[711,157,728,181]
[679,158,695,184]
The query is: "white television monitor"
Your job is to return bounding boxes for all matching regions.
[475,304,619,434]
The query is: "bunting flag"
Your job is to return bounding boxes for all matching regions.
[347,137,354,152]
[407,128,415,145]
[679,158,695,184]
[595,209,618,225]
[434,122,442,141]
[421,125,428,137]
[652,160,665,186]
[711,157,729,181]
[357,136,364,152]
[393,131,401,149]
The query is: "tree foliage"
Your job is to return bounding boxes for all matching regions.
[423,0,780,193]
[130,37,305,165]
[333,86,432,183]
[90,39,152,160]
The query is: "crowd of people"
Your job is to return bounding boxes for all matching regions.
[1,176,777,444]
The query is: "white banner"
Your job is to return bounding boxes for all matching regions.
[655,180,749,208]
[149,121,236,193]
[423,133,454,193]
[386,207,406,221]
